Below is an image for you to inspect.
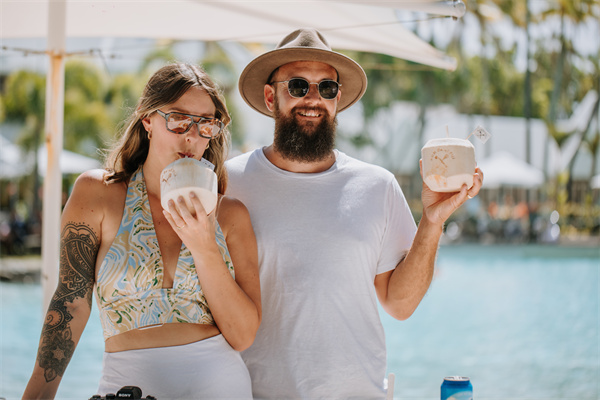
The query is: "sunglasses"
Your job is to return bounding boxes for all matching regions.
[271,78,341,100]
[156,110,224,139]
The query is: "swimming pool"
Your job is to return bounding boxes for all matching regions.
[1,244,598,399]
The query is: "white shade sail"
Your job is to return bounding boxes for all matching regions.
[1,0,460,70]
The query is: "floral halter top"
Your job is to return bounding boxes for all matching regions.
[95,168,234,340]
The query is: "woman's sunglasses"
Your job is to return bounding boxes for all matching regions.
[156,110,224,139]
[270,78,341,100]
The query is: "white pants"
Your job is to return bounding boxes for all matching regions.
[97,334,252,399]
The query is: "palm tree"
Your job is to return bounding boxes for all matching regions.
[2,70,46,222]
[63,60,114,157]
[537,0,599,200]
[539,0,596,123]
[0,93,5,122]
[587,73,600,182]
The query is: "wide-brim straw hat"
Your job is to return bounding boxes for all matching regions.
[238,28,368,118]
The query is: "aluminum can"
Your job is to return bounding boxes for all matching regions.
[441,376,473,400]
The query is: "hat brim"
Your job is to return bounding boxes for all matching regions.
[239,47,367,118]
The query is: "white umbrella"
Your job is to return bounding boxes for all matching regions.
[1,135,101,177]
[0,134,28,179]
[1,0,467,310]
[37,146,101,176]
[478,151,545,189]
[591,174,600,189]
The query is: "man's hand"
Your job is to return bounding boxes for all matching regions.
[419,160,483,226]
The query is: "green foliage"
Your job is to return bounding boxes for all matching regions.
[63,91,112,155]
[140,42,177,73]
[0,94,5,122]
[2,70,46,153]
[62,60,112,156]
[352,51,533,118]
[3,70,46,120]
[200,42,245,146]
[347,133,373,149]
[104,73,145,129]
[1,59,148,158]
[342,51,417,118]
[65,60,106,101]
[201,41,236,89]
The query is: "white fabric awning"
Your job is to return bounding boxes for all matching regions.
[478,151,545,189]
[1,0,460,70]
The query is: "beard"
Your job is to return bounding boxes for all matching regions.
[272,98,337,163]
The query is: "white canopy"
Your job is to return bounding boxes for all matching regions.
[1,0,461,70]
[477,151,545,190]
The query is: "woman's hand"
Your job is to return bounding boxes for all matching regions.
[162,192,216,252]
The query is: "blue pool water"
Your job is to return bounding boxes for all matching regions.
[1,244,598,399]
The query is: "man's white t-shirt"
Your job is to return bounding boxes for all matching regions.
[226,149,417,399]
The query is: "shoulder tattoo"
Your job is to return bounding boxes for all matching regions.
[37,222,100,382]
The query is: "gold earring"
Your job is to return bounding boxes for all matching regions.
[147,130,152,140]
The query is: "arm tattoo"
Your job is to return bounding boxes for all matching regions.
[37,222,99,382]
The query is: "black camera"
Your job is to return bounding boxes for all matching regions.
[89,386,156,400]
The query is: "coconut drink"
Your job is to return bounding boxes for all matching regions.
[421,137,476,193]
[160,158,218,215]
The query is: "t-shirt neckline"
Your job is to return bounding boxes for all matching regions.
[256,147,342,178]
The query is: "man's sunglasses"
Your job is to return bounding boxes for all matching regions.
[270,78,341,100]
[156,110,224,139]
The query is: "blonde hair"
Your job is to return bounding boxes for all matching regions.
[104,63,231,194]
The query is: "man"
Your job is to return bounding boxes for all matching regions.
[226,28,483,399]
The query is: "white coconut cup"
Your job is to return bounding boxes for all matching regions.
[160,158,218,215]
[421,138,476,193]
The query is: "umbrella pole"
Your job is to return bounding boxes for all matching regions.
[41,0,66,314]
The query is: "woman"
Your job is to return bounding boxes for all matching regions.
[23,63,261,399]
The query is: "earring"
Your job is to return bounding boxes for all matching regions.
[206,141,210,150]
[147,130,152,140]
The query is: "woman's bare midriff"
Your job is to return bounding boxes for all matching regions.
[104,323,221,353]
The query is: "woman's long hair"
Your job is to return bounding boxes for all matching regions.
[103,63,231,194]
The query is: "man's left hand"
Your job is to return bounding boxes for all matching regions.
[419,161,483,226]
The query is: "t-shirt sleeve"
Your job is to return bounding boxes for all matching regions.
[376,177,418,275]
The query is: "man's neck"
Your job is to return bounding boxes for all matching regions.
[262,145,336,174]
